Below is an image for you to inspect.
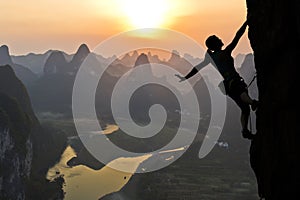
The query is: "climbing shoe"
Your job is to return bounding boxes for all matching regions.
[242,129,255,140]
[251,100,259,111]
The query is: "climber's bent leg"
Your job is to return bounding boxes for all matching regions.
[240,92,259,111]
[240,92,253,105]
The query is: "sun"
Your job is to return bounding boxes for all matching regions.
[118,0,170,29]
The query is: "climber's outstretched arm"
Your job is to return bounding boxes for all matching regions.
[175,53,210,82]
[225,20,248,53]
[185,58,210,79]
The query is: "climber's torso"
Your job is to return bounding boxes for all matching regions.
[209,50,239,80]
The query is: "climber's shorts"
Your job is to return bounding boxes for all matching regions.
[224,77,248,97]
[224,77,250,115]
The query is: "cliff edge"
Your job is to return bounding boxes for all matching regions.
[247,0,300,199]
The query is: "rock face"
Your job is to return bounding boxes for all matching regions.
[0,65,65,199]
[0,66,37,119]
[0,66,34,199]
[247,0,300,199]
[238,53,258,99]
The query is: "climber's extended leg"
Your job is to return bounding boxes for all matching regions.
[231,94,255,139]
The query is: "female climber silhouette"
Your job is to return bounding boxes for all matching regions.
[176,20,258,140]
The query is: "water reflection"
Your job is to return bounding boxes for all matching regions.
[46,123,188,199]
[47,145,150,200]
[89,124,119,135]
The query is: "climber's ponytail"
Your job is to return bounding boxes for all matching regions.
[207,49,213,55]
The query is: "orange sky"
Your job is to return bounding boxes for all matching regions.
[0,0,251,56]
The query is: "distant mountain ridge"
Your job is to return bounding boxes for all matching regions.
[12,51,52,75]
[1,43,250,116]
[44,44,90,76]
[12,50,73,75]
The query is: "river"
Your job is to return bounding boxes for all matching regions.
[47,144,151,199]
[46,124,188,199]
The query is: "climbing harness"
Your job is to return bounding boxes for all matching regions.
[247,73,257,89]
[249,112,253,134]
[247,73,257,134]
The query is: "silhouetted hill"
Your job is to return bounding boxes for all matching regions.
[0,66,34,198]
[133,53,153,77]
[120,53,134,67]
[44,51,68,74]
[247,0,300,199]
[0,45,13,65]
[29,48,195,116]
[117,53,181,124]
[131,50,139,63]
[12,50,73,76]
[68,43,90,73]
[43,44,89,76]
[26,45,225,121]
[29,44,90,114]
[106,62,131,77]
[28,44,121,115]
[0,92,32,199]
[0,45,38,87]
[116,50,140,67]
[0,65,64,199]
[29,73,75,114]
[134,53,150,66]
[14,64,39,86]
[147,51,161,63]
[0,65,36,120]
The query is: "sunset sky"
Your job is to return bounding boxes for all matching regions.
[0,0,251,56]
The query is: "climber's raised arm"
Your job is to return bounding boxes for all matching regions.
[225,20,248,53]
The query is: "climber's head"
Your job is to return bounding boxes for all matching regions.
[205,35,224,51]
